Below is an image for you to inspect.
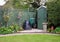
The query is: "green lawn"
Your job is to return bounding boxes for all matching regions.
[0,34,60,42]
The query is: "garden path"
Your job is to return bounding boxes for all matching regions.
[0,29,59,37]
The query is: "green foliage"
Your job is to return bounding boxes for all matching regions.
[12,0,21,9]
[54,27,60,33]
[10,24,20,32]
[0,27,12,34]
[12,0,29,9]
[28,0,33,2]
[3,15,9,22]
[47,0,60,25]
[0,24,22,34]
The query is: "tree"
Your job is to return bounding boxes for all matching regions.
[12,0,21,9]
[47,0,60,26]
[12,0,30,9]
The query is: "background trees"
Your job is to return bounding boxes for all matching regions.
[12,0,31,9]
[47,0,60,26]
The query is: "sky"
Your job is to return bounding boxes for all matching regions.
[0,0,6,6]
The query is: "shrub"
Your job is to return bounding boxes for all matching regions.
[10,24,20,32]
[0,24,23,34]
[0,27,13,34]
[9,26,14,31]
[54,27,60,34]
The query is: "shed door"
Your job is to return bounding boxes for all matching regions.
[37,7,47,29]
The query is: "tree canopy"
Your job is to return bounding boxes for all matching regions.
[12,0,30,9]
[47,0,60,26]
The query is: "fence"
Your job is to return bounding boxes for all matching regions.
[0,6,47,29]
[0,8,35,27]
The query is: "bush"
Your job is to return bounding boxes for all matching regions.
[0,27,13,34]
[0,24,23,34]
[9,24,20,32]
[13,24,20,32]
[54,27,60,34]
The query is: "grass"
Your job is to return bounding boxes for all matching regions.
[0,34,60,42]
